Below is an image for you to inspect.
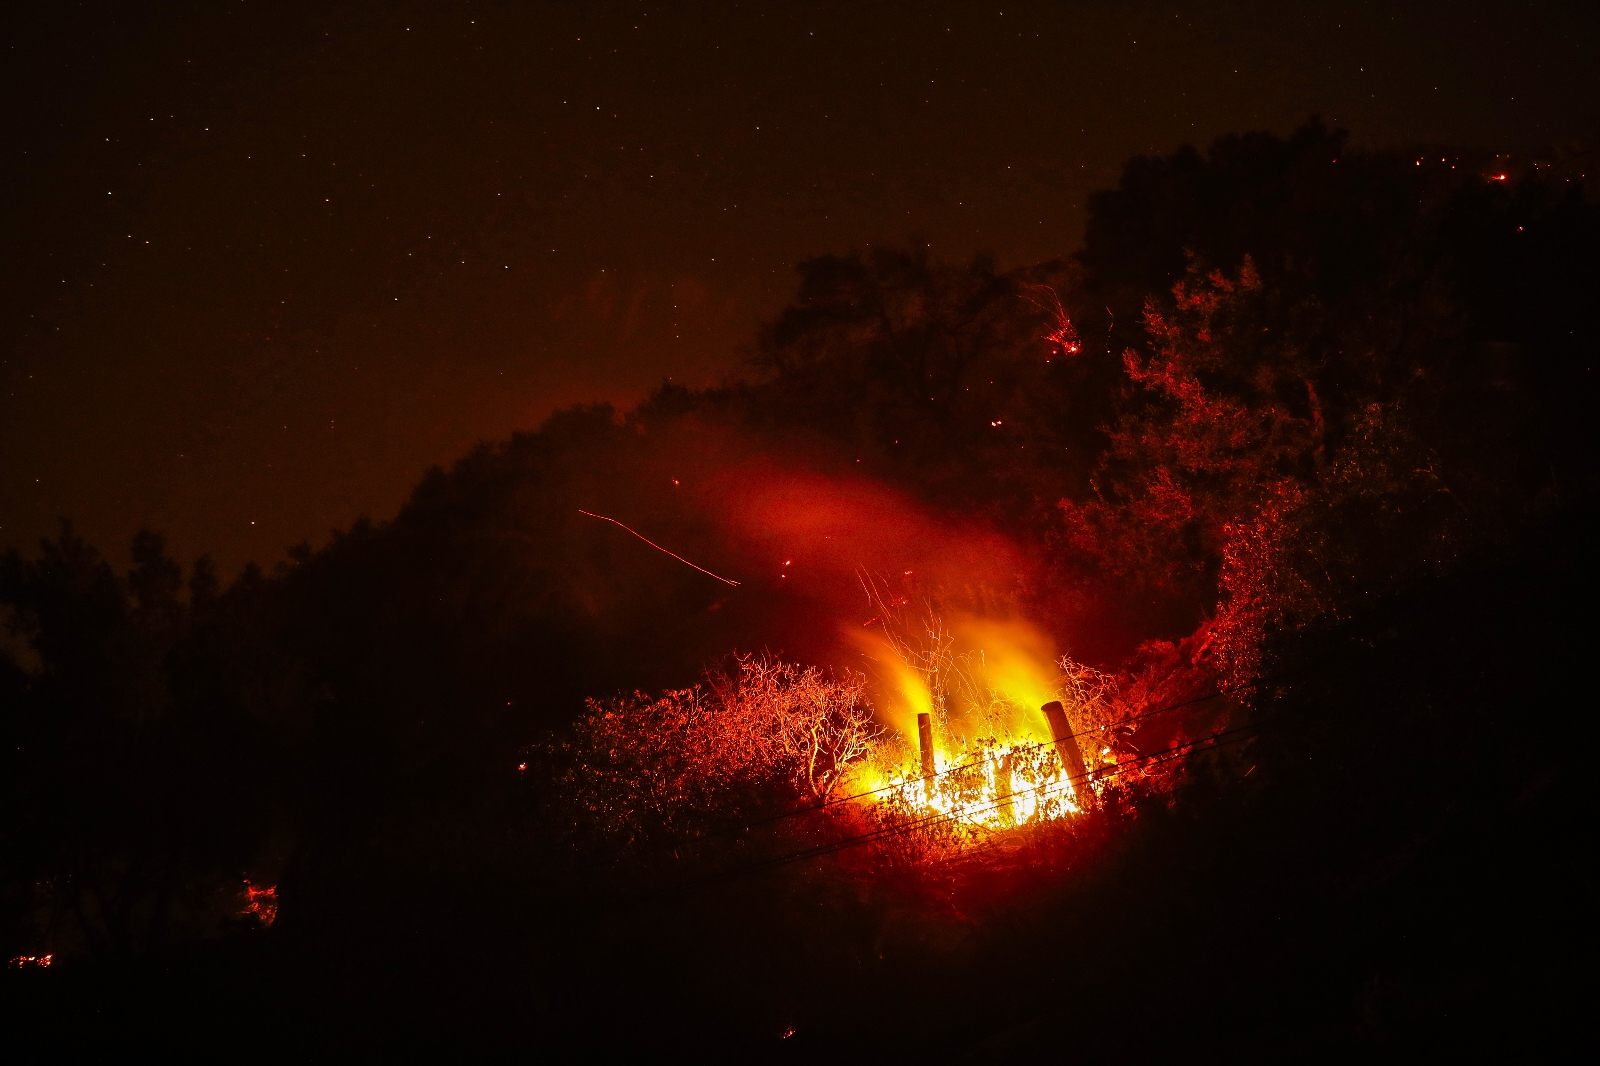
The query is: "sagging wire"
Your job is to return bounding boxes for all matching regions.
[551,676,1275,886]
[734,677,1265,829]
[619,722,1266,904]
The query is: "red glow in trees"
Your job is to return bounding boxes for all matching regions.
[1061,258,1327,679]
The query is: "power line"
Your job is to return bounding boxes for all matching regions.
[631,728,1258,903]
[741,723,1261,874]
[554,675,1280,883]
[617,722,1265,903]
[721,674,1268,833]
[559,631,1524,903]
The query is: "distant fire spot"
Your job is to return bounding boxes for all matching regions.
[240,880,278,927]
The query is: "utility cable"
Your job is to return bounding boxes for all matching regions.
[551,673,1287,882]
[710,672,1276,836]
[615,721,1265,904]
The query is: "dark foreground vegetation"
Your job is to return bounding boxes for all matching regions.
[3,122,1596,1057]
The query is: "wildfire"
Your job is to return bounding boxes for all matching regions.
[854,732,1087,834]
[8,954,52,969]
[562,567,1206,873]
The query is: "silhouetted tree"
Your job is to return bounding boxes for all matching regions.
[1,525,266,959]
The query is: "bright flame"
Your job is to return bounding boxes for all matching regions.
[956,615,1059,741]
[844,625,933,750]
[846,608,1104,838]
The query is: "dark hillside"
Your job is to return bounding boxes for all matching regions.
[3,122,1596,1056]
[4,499,1592,1058]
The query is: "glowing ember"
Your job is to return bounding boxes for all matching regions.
[8,954,52,969]
[1019,283,1083,356]
[240,880,279,927]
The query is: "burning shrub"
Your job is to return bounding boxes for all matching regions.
[556,636,1137,871]
[556,656,879,848]
[709,655,880,802]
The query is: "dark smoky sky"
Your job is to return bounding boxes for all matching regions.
[3,0,1594,575]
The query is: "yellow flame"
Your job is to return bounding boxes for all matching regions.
[843,624,932,751]
[950,614,1059,743]
[844,612,1092,837]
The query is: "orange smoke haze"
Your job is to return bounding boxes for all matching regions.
[674,457,1073,750]
[698,458,1030,605]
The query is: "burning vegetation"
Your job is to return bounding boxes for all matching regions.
[552,571,1238,879]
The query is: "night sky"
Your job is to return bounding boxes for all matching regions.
[4,1,1595,576]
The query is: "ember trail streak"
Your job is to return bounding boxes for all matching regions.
[577,509,741,586]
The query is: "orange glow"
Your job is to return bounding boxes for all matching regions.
[845,624,934,750]
[955,614,1060,740]
[8,954,52,969]
[661,465,1136,854]
[701,464,1027,593]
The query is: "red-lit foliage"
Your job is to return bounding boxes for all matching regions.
[1062,260,1319,573]
[711,656,880,802]
[553,656,877,847]
[1060,257,1460,681]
